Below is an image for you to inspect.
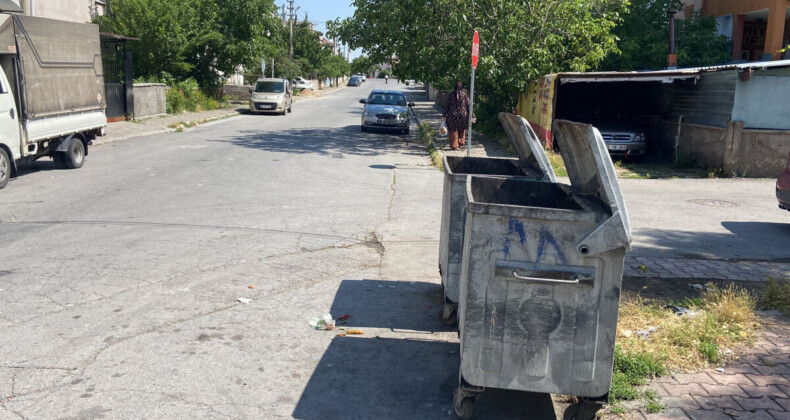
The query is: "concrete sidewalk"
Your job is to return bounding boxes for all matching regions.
[95,84,349,146]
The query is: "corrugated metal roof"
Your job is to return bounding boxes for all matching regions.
[555,59,790,84]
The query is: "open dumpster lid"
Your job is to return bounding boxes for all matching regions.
[0,0,22,13]
[552,119,632,254]
[497,112,557,183]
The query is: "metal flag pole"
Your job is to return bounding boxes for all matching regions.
[467,69,475,156]
[468,30,479,156]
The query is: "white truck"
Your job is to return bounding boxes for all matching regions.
[0,14,106,190]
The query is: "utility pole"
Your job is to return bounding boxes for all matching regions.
[281,4,286,23]
[289,0,295,60]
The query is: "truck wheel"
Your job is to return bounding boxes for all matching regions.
[64,138,85,169]
[0,148,9,189]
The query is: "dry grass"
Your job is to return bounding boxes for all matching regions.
[617,284,758,372]
[546,151,567,177]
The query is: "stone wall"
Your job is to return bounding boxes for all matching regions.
[221,84,251,102]
[132,83,166,119]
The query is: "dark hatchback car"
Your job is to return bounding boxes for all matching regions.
[777,151,790,211]
[348,76,361,87]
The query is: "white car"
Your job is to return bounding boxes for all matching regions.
[293,77,314,90]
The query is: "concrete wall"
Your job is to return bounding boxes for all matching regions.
[659,119,790,176]
[725,123,790,176]
[133,83,166,119]
[221,84,251,102]
[732,68,790,129]
[660,120,728,168]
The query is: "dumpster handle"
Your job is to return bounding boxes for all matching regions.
[511,272,581,284]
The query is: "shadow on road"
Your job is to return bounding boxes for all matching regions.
[210,125,424,158]
[329,279,447,333]
[292,278,560,419]
[12,159,60,181]
[631,225,790,261]
[292,336,557,420]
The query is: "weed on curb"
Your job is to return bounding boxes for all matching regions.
[418,122,443,171]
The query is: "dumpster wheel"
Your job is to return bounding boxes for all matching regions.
[439,305,458,327]
[563,401,602,420]
[453,387,478,420]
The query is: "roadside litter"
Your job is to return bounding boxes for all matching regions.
[689,283,716,292]
[236,297,252,304]
[636,326,658,339]
[666,305,701,318]
[309,314,335,330]
[336,328,364,337]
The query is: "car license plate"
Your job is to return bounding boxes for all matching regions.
[608,144,627,151]
[378,119,397,125]
[257,104,273,110]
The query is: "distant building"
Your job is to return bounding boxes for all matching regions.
[8,0,105,23]
[683,0,790,61]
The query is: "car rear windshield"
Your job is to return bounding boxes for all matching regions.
[367,93,406,106]
[254,81,284,93]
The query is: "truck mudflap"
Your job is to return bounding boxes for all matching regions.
[54,134,88,156]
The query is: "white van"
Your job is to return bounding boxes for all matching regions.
[249,78,292,115]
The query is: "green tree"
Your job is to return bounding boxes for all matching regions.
[97,0,283,93]
[331,0,623,127]
[350,56,375,76]
[291,21,328,78]
[318,53,350,78]
[599,0,730,70]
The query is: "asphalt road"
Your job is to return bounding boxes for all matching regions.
[0,79,787,420]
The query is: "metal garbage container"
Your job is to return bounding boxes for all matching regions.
[438,113,556,327]
[452,120,632,420]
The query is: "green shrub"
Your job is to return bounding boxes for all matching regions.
[165,78,223,114]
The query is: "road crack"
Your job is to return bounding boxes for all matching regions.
[387,172,397,222]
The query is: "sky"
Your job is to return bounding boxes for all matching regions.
[283,0,362,60]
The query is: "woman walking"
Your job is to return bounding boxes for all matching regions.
[442,82,470,150]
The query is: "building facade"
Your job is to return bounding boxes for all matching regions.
[685,0,790,61]
[10,0,105,23]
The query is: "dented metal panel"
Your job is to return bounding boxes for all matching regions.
[438,116,555,309]
[456,120,630,399]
